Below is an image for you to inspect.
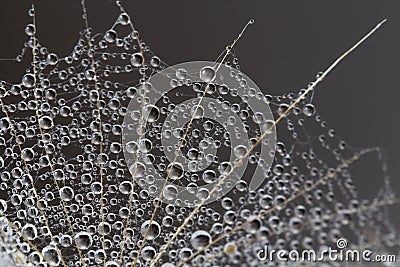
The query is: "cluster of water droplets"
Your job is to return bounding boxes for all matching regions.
[0,4,397,267]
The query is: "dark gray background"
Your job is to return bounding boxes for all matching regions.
[0,1,398,224]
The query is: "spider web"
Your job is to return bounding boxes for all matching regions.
[0,3,397,267]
